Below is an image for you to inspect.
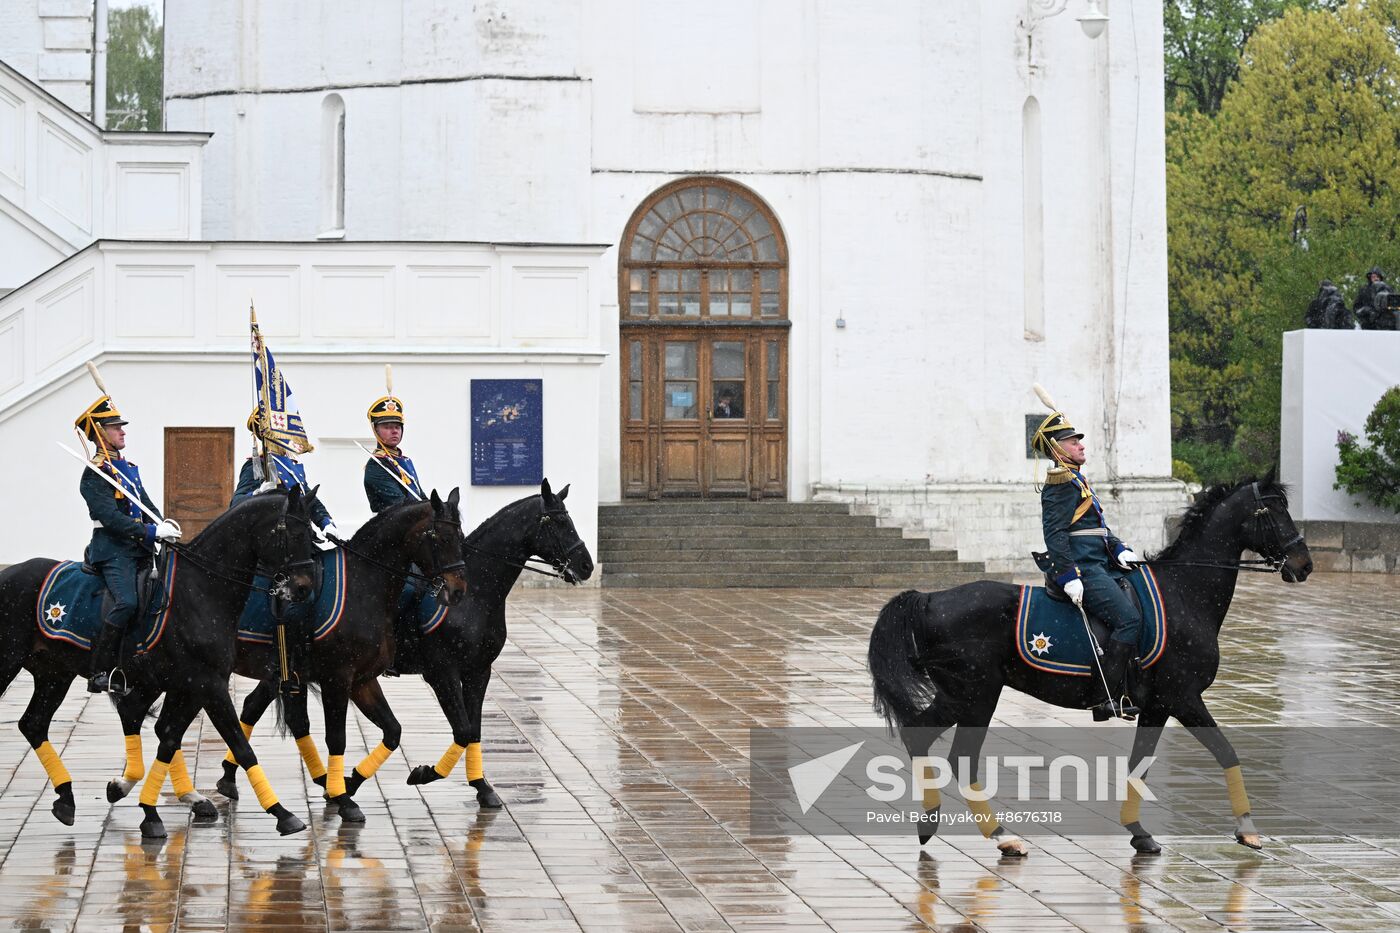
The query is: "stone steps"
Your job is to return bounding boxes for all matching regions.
[599,501,1003,588]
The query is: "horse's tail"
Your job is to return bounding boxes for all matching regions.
[868,589,937,731]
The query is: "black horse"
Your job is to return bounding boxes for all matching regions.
[401,479,593,807]
[0,489,319,838]
[868,474,1313,856]
[221,480,591,811]
[207,491,469,823]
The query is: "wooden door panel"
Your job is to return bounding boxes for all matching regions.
[164,427,235,538]
[708,437,749,489]
[660,437,702,491]
[622,437,648,493]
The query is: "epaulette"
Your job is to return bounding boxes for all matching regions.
[1044,467,1074,485]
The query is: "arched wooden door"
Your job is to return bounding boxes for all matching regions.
[618,178,788,499]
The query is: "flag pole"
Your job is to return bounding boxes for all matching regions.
[251,302,274,483]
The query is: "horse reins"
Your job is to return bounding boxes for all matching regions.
[165,511,313,597]
[1146,482,1306,574]
[458,508,582,582]
[325,512,466,597]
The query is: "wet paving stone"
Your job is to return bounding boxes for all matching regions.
[0,573,1397,929]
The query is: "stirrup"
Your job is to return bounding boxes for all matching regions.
[105,668,132,699]
[1093,696,1139,722]
[279,673,302,698]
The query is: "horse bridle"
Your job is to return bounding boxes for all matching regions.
[1247,481,1306,565]
[537,508,587,584]
[420,512,467,599]
[167,502,317,598]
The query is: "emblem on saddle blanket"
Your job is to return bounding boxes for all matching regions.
[1014,565,1167,676]
[36,559,178,653]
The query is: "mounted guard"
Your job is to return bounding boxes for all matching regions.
[75,362,181,694]
[1031,383,1144,721]
[363,365,425,511]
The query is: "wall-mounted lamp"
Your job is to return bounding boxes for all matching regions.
[1076,0,1108,39]
[1022,0,1109,41]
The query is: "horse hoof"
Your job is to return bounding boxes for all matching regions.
[344,772,364,797]
[477,788,504,809]
[996,836,1030,858]
[1235,831,1263,850]
[335,797,365,823]
[1130,834,1161,854]
[106,780,128,803]
[215,776,238,801]
[916,807,940,845]
[51,800,75,826]
[140,817,167,840]
[191,799,219,823]
[406,765,441,786]
[277,813,307,836]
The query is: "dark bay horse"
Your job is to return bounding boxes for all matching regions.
[207,490,468,823]
[868,474,1313,856]
[400,479,593,807]
[220,480,591,811]
[0,489,319,838]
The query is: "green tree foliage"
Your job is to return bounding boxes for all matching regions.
[1335,387,1400,512]
[105,6,162,131]
[1169,2,1400,484]
[1164,0,1340,114]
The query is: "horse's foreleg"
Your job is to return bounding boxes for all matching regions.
[281,686,328,794]
[343,679,401,797]
[900,702,957,845]
[19,674,75,826]
[1121,709,1167,854]
[108,684,161,802]
[218,678,277,800]
[137,690,201,839]
[320,681,363,823]
[203,684,306,836]
[408,668,471,788]
[461,668,501,809]
[1175,696,1261,849]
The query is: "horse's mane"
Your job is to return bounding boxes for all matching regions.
[465,494,541,546]
[1152,474,1288,560]
[349,497,431,547]
[188,490,286,548]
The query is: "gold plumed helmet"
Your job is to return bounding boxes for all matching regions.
[367,395,404,426]
[75,396,128,445]
[1030,384,1083,465]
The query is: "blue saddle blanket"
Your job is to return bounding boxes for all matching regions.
[235,549,448,645]
[36,558,178,654]
[1014,565,1167,677]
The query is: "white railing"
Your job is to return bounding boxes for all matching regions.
[0,59,208,287]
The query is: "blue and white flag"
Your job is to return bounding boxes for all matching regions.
[251,307,314,454]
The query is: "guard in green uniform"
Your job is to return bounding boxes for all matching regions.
[1032,403,1144,721]
[364,394,424,512]
[231,410,337,539]
[76,395,181,694]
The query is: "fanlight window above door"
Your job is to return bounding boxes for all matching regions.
[621,179,787,321]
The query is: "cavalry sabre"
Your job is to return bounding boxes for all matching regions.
[355,440,424,501]
[55,441,181,534]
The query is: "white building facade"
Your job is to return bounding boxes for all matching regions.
[1,0,1184,572]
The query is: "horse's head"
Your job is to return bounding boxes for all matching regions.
[532,478,594,585]
[1240,469,1312,583]
[419,488,468,606]
[270,485,321,602]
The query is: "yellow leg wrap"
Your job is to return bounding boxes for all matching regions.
[223,721,255,765]
[964,783,1000,839]
[326,755,346,798]
[1224,765,1251,817]
[435,743,466,778]
[296,736,327,780]
[169,750,194,798]
[244,764,279,810]
[35,741,72,788]
[139,759,171,806]
[464,743,484,781]
[121,733,144,782]
[1121,779,1145,825]
[922,785,942,811]
[356,742,393,780]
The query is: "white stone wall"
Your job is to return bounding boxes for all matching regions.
[0,0,93,117]
[155,0,1178,566]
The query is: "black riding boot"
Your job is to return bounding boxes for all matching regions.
[1092,639,1140,721]
[88,623,127,695]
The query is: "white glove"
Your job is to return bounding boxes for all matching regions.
[1116,548,1143,569]
[1063,579,1084,606]
[154,520,181,543]
[314,522,340,550]
[257,479,279,494]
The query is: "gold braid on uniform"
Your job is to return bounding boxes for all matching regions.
[375,440,414,488]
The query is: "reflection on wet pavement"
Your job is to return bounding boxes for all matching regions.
[0,574,1397,930]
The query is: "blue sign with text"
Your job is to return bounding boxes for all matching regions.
[470,379,543,486]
